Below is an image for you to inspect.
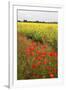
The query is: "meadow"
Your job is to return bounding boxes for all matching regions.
[17,22,58,80]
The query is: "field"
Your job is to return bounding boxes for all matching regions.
[17,22,58,80]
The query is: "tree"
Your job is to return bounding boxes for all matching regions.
[23,20,27,22]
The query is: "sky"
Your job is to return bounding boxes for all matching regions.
[17,10,58,22]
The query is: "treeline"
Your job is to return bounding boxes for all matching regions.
[17,20,58,24]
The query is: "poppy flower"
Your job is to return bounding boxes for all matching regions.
[43,59,47,65]
[30,46,35,51]
[37,61,41,66]
[41,52,46,57]
[48,52,53,57]
[32,64,37,69]
[49,73,54,78]
[36,50,41,55]
[48,52,57,57]
[36,56,42,60]
[31,52,34,56]
[53,52,57,57]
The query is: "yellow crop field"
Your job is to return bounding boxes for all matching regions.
[17,22,58,34]
[17,22,58,50]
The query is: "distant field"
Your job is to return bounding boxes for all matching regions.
[17,22,58,80]
[17,22,58,50]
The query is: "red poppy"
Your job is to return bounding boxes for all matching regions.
[48,52,53,57]
[53,52,57,57]
[31,52,34,56]
[36,50,41,55]
[43,59,47,65]
[48,52,57,57]
[32,64,37,69]
[37,61,41,66]
[41,52,46,57]
[30,46,35,51]
[36,56,42,60]
[49,73,54,78]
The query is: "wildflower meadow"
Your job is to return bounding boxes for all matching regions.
[17,22,58,80]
